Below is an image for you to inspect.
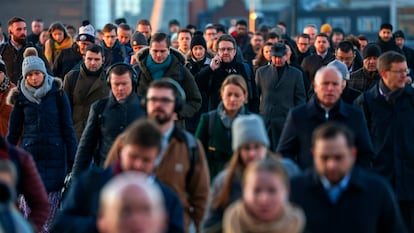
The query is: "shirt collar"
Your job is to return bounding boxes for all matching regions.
[320,171,352,191]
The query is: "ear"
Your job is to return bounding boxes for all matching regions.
[341,80,346,90]
[350,146,357,161]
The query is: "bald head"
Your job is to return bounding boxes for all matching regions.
[97,172,166,233]
[313,66,346,109]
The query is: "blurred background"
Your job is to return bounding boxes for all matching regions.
[1,0,413,47]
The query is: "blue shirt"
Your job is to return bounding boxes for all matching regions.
[320,172,351,203]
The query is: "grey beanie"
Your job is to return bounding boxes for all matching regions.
[22,56,47,78]
[232,114,270,151]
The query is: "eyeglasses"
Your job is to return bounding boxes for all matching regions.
[147,97,174,104]
[218,47,235,52]
[388,69,409,75]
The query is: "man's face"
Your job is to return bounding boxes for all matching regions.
[335,49,355,69]
[146,87,176,125]
[395,37,404,49]
[204,28,217,43]
[98,185,165,233]
[359,39,368,52]
[84,51,104,72]
[313,134,356,184]
[103,29,117,48]
[303,27,317,44]
[381,61,409,92]
[379,28,392,42]
[313,69,345,109]
[149,40,170,64]
[251,35,264,51]
[137,24,152,40]
[314,36,330,54]
[271,55,287,67]
[297,37,310,53]
[331,33,343,46]
[169,24,179,34]
[117,28,131,45]
[110,72,133,102]
[31,21,43,35]
[178,32,191,52]
[217,40,236,63]
[363,56,378,72]
[236,24,247,36]
[119,144,158,175]
[77,41,93,55]
[9,21,27,45]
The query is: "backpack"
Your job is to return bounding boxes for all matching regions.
[182,130,199,189]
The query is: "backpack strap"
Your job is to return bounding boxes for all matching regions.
[183,130,198,190]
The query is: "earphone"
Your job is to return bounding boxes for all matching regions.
[106,62,138,89]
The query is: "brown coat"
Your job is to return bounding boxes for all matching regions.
[0,82,15,137]
[154,126,210,232]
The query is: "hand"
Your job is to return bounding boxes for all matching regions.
[210,55,222,71]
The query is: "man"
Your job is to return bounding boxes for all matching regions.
[145,79,209,232]
[355,51,414,232]
[394,30,414,73]
[100,23,126,67]
[53,23,95,79]
[277,66,374,170]
[204,24,217,52]
[71,64,145,178]
[117,23,132,47]
[135,32,201,128]
[296,33,312,65]
[376,23,402,54]
[256,42,306,150]
[136,19,152,43]
[63,44,110,141]
[231,20,250,52]
[197,34,260,113]
[129,31,148,65]
[169,19,180,35]
[177,29,192,55]
[358,34,369,53]
[97,173,167,233]
[27,19,44,44]
[301,33,335,86]
[329,27,344,52]
[265,31,280,44]
[303,24,318,50]
[243,32,264,66]
[290,122,407,233]
[327,59,362,104]
[0,17,49,84]
[349,43,382,92]
[335,40,361,73]
[51,119,185,233]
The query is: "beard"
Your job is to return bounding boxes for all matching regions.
[150,109,174,125]
[11,33,27,45]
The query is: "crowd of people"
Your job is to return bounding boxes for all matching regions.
[0,13,413,233]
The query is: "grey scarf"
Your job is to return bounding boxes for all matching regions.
[20,75,53,104]
[217,102,246,128]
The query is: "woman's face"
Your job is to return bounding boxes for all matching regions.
[243,171,288,222]
[263,45,272,61]
[221,83,247,113]
[52,29,65,43]
[26,71,45,88]
[192,45,206,61]
[239,142,267,166]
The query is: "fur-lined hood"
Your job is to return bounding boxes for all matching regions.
[7,77,63,106]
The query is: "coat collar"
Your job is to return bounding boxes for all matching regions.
[107,91,138,108]
[306,96,349,119]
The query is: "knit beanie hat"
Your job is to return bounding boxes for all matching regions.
[320,23,332,34]
[190,34,207,50]
[363,43,381,59]
[232,114,270,151]
[327,60,349,80]
[22,56,47,78]
[77,24,95,43]
[131,31,148,47]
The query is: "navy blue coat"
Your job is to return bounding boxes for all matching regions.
[277,96,374,170]
[7,78,77,192]
[290,168,407,233]
[50,166,185,233]
[100,40,127,68]
[354,84,414,201]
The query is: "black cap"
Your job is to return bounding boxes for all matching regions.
[394,30,405,39]
[380,23,393,31]
[270,43,287,57]
[191,34,207,50]
[363,43,382,59]
[131,31,148,47]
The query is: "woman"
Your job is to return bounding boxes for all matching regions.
[44,22,72,70]
[7,55,77,233]
[202,114,300,233]
[0,58,14,137]
[196,74,249,180]
[253,42,273,73]
[223,157,305,233]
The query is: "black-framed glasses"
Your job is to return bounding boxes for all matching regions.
[388,69,409,75]
[147,97,174,104]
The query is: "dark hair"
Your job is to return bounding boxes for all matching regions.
[332,27,344,36]
[298,33,310,40]
[377,51,406,72]
[316,33,329,40]
[8,17,25,28]
[48,21,69,40]
[236,20,247,26]
[102,23,117,34]
[169,19,180,27]
[150,32,170,47]
[214,24,226,34]
[266,32,280,41]
[216,34,236,51]
[149,78,182,100]
[123,119,162,151]
[243,157,289,190]
[178,28,192,37]
[115,18,127,25]
[357,35,368,41]
[344,35,360,50]
[312,122,355,148]
[118,23,131,31]
[108,63,133,77]
[137,19,152,29]
[85,44,104,55]
[336,41,354,53]
[186,24,196,30]
[277,21,287,28]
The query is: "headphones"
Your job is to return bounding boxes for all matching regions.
[106,62,138,90]
[141,77,186,114]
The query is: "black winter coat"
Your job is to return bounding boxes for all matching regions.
[53,44,83,79]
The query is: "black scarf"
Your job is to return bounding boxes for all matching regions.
[379,79,404,103]
[81,63,103,77]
